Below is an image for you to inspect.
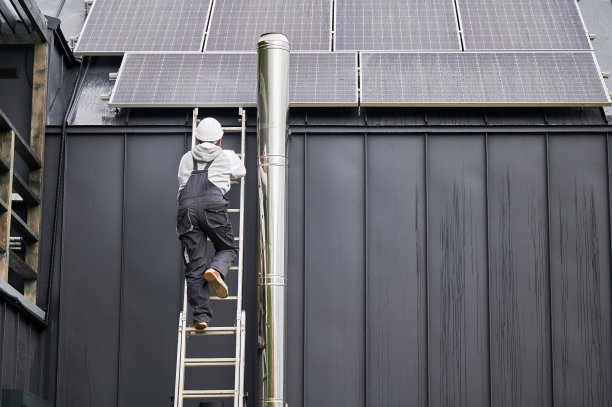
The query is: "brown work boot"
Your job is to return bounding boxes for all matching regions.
[204,268,229,298]
[194,321,208,330]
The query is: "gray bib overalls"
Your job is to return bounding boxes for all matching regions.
[177,156,238,324]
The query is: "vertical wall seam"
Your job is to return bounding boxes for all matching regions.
[54,131,70,406]
[606,132,612,377]
[363,133,368,406]
[38,321,44,396]
[424,132,430,407]
[484,133,492,406]
[300,133,306,406]
[14,312,19,387]
[0,303,4,398]
[27,324,32,393]
[302,133,308,407]
[115,133,127,407]
[545,132,555,407]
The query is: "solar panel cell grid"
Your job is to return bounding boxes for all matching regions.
[205,0,331,51]
[291,53,358,105]
[361,52,610,106]
[111,53,257,106]
[335,0,461,51]
[110,52,358,107]
[457,0,591,50]
[74,0,211,55]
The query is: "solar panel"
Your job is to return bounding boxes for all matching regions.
[110,52,358,107]
[204,0,331,51]
[74,0,212,55]
[335,0,461,51]
[110,53,257,107]
[290,53,358,106]
[360,52,611,107]
[457,0,591,50]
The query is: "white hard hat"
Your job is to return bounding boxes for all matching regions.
[195,117,224,142]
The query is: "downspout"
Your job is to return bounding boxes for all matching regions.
[257,33,290,407]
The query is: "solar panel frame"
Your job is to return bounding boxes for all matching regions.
[203,0,333,52]
[109,51,359,108]
[334,0,462,51]
[360,51,611,107]
[456,0,592,51]
[74,0,213,56]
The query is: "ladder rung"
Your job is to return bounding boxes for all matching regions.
[185,357,236,367]
[222,127,242,132]
[207,236,240,242]
[182,389,236,399]
[186,326,237,336]
[210,295,238,301]
[228,209,240,213]
[230,180,240,185]
[229,266,238,271]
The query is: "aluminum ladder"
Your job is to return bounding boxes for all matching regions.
[173,108,247,407]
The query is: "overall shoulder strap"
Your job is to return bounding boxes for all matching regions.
[192,157,198,171]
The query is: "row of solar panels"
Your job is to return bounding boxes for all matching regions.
[109,52,611,107]
[75,0,592,55]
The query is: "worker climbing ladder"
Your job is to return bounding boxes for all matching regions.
[173,108,247,407]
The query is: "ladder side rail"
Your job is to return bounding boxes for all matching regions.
[174,108,197,407]
[239,310,247,407]
[233,108,247,406]
[173,310,184,407]
[177,284,188,407]
[191,108,198,149]
[236,107,246,314]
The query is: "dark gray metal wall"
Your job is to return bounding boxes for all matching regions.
[31,112,612,407]
[45,129,259,407]
[0,304,46,405]
[284,130,612,407]
[2,0,612,404]
[3,100,612,407]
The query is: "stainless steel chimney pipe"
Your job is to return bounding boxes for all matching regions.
[257,33,290,407]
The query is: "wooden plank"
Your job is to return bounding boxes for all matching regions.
[7,0,30,33]
[17,0,48,42]
[0,153,9,172]
[0,130,14,281]
[8,249,37,279]
[0,32,43,45]
[12,172,40,205]
[11,211,38,242]
[0,110,42,169]
[0,0,18,33]
[13,127,41,169]
[24,42,47,304]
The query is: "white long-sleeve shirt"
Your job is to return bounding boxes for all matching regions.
[178,142,246,197]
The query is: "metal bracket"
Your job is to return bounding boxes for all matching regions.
[84,0,94,14]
